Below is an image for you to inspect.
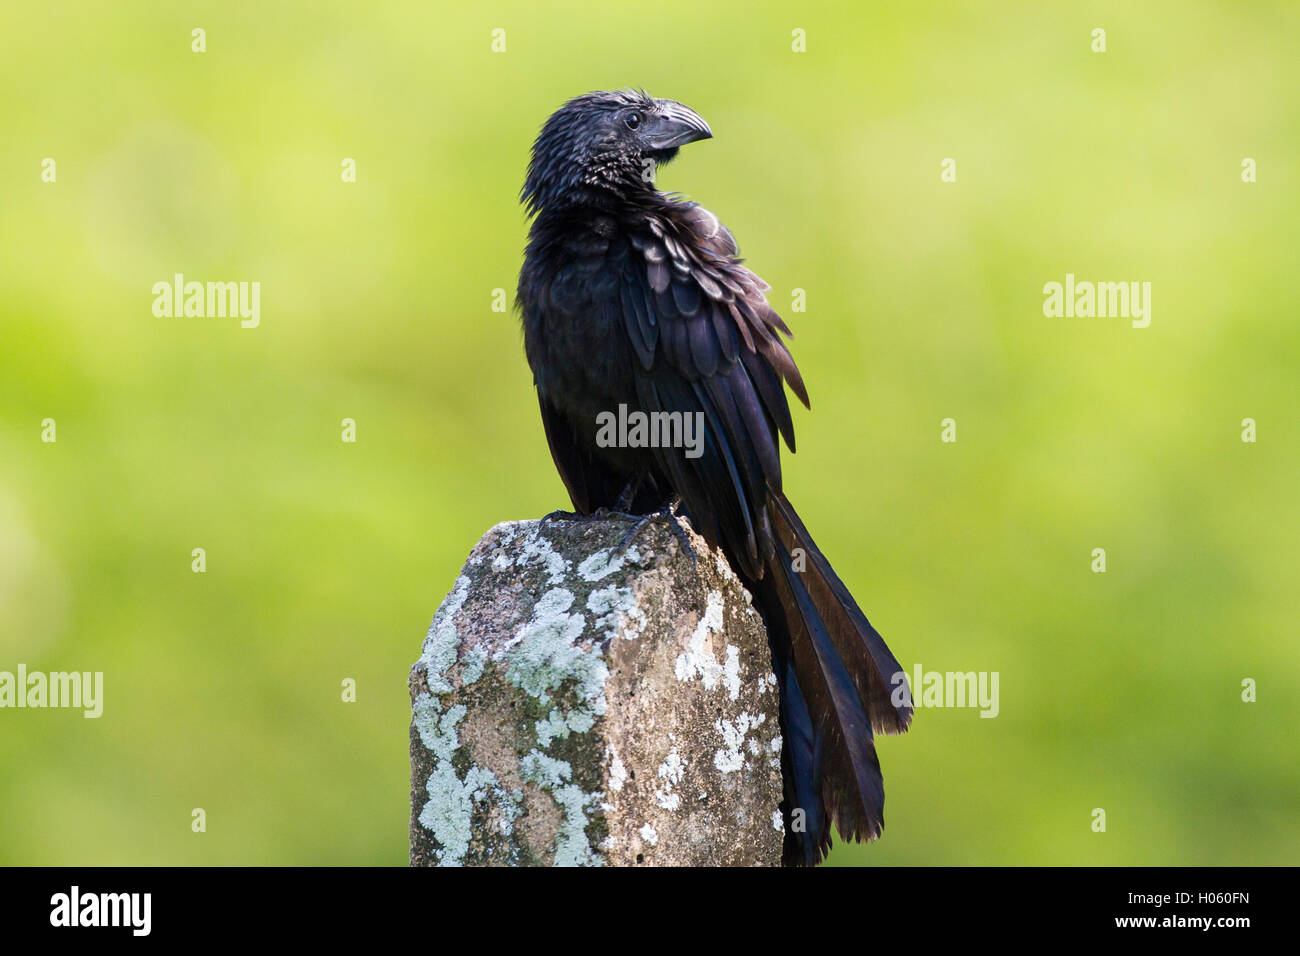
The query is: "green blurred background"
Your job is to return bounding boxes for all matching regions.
[2,1,1297,865]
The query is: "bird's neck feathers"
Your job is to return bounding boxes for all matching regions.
[523,140,660,217]
[524,171,659,219]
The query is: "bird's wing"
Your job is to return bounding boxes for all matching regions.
[536,391,630,515]
[622,201,808,577]
[625,203,903,863]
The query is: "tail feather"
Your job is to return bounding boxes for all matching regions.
[770,494,912,736]
[773,655,828,866]
[769,535,884,838]
[752,493,912,865]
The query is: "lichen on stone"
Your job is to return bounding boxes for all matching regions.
[577,544,641,582]
[674,589,740,699]
[608,750,628,792]
[460,644,487,685]
[410,514,783,867]
[520,750,603,867]
[654,747,687,811]
[713,712,766,774]
[418,575,470,693]
[504,587,607,711]
[412,693,524,866]
[535,706,596,747]
[587,585,647,640]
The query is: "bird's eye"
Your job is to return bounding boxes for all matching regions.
[624,111,643,131]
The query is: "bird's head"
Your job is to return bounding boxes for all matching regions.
[522,89,712,214]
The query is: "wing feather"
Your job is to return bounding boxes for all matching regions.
[618,201,807,573]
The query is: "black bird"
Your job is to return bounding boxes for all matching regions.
[517,90,911,865]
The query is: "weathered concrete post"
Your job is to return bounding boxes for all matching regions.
[409,514,784,866]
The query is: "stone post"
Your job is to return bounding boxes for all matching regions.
[409,514,784,866]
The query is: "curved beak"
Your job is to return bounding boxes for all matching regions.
[644,99,713,150]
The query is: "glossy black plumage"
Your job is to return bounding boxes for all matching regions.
[517,90,912,864]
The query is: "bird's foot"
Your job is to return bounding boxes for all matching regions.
[539,508,582,527]
[661,499,698,570]
[540,506,643,528]
[610,498,697,569]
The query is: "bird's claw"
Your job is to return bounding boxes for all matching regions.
[592,506,643,522]
[542,501,696,571]
[539,508,581,527]
[665,509,698,570]
[611,513,654,557]
[610,500,697,570]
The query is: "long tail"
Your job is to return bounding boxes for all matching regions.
[747,493,912,866]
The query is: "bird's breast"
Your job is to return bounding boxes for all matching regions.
[521,226,641,420]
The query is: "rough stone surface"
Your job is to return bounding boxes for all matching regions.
[409,514,784,867]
